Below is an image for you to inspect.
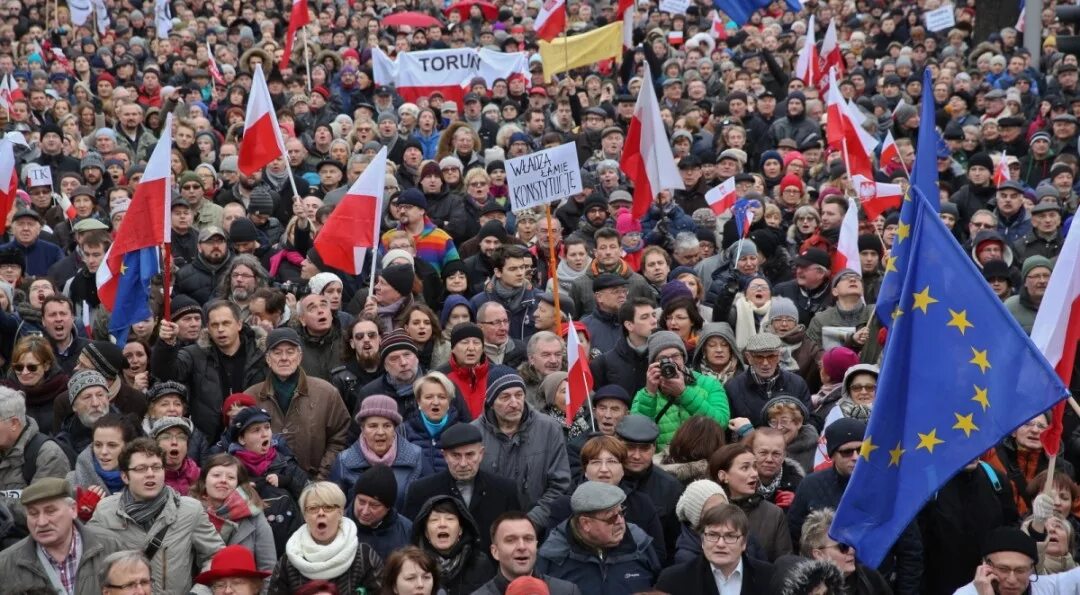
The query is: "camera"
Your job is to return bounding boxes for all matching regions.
[659,356,679,379]
[276,280,310,298]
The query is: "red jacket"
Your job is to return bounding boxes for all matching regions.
[446,357,490,418]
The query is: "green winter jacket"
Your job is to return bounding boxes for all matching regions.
[631,371,731,449]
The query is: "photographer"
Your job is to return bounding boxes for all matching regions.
[630,330,730,449]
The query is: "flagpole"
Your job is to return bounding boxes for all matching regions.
[162,243,172,320]
[544,204,562,333]
[303,28,312,93]
[369,217,381,293]
[566,312,596,432]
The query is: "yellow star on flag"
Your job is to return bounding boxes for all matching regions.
[896,221,910,243]
[911,286,939,314]
[916,429,944,454]
[969,348,991,374]
[952,413,979,438]
[859,437,879,461]
[119,262,128,275]
[891,306,904,320]
[888,442,905,467]
[946,309,974,335]
[884,255,898,273]
[972,385,990,411]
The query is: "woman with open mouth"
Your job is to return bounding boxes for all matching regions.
[710,442,793,562]
[403,372,466,473]
[268,482,382,594]
[67,412,135,521]
[411,494,494,594]
[538,371,592,440]
[330,394,428,511]
[190,453,278,573]
[402,304,451,371]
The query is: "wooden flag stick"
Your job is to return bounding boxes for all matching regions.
[544,204,562,334]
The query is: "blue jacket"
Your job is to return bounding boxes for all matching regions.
[581,307,622,354]
[401,406,465,474]
[1,239,64,277]
[413,130,441,160]
[329,437,430,510]
[350,509,413,561]
[536,521,661,595]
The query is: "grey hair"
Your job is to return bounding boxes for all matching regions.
[347,153,373,170]
[476,301,506,323]
[799,507,836,557]
[99,550,151,589]
[527,331,564,355]
[215,254,270,299]
[0,387,26,425]
[971,209,999,226]
[673,232,700,255]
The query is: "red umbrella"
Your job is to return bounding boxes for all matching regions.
[444,0,498,21]
[382,11,444,28]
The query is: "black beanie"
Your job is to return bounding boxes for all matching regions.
[450,322,484,347]
[825,417,866,456]
[82,341,129,378]
[478,220,508,243]
[229,218,259,243]
[857,234,883,257]
[353,464,398,510]
[981,527,1038,563]
[968,151,994,171]
[380,263,414,297]
[171,294,202,322]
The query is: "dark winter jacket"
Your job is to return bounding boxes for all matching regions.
[536,520,661,595]
[656,553,774,595]
[402,406,466,474]
[589,337,648,398]
[725,369,812,428]
[411,495,495,595]
[401,468,522,553]
[350,509,412,561]
[267,538,382,595]
[172,252,232,304]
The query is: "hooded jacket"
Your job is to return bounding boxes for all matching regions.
[472,402,571,528]
[631,370,731,449]
[411,495,495,595]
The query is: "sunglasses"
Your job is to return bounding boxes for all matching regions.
[14,363,39,373]
[833,446,860,458]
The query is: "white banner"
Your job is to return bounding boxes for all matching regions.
[506,142,582,212]
[372,47,529,89]
[659,0,689,15]
[24,163,52,188]
[924,4,955,32]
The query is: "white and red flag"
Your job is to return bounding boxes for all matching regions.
[314,147,387,275]
[207,41,226,86]
[879,131,899,170]
[833,197,862,276]
[993,151,1011,186]
[705,176,738,216]
[281,0,310,71]
[237,65,287,176]
[0,138,18,221]
[534,0,567,42]
[795,15,818,88]
[851,174,903,221]
[621,62,684,219]
[565,314,593,425]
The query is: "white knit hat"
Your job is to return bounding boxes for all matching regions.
[676,480,728,528]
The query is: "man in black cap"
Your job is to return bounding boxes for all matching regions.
[615,414,684,563]
[772,248,834,326]
[36,121,81,174]
[168,196,199,266]
[566,384,633,482]
[1015,201,1064,262]
[350,464,413,560]
[462,92,499,148]
[173,226,234,304]
[954,527,1080,593]
[673,155,709,214]
[357,329,470,422]
[991,180,1032,246]
[767,91,818,149]
[403,422,521,551]
[788,417,923,594]
[388,188,460,274]
[581,273,628,353]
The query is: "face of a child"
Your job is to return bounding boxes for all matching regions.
[765,212,782,228]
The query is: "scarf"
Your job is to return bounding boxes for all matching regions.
[421,412,450,438]
[698,358,739,384]
[555,257,590,284]
[757,464,784,500]
[93,454,125,493]
[235,445,278,477]
[484,340,508,364]
[272,373,300,413]
[165,457,201,496]
[589,259,630,278]
[121,486,172,532]
[387,375,415,398]
[269,249,305,277]
[265,167,290,190]
[837,395,872,420]
[427,538,472,583]
[733,293,772,351]
[16,301,41,326]
[206,486,259,532]
[18,370,69,406]
[492,280,525,312]
[359,435,398,466]
[285,517,360,580]
[376,298,406,333]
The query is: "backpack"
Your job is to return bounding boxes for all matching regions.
[22,432,52,485]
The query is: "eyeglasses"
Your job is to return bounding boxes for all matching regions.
[589,506,626,524]
[127,464,165,474]
[970,222,995,230]
[748,352,780,362]
[702,531,743,544]
[468,181,489,187]
[768,416,799,428]
[353,331,379,340]
[304,504,341,515]
[211,578,254,593]
[105,578,152,592]
[985,560,1034,578]
[587,458,621,468]
[479,319,510,327]
[833,446,860,458]
[182,184,203,190]
[820,542,852,554]
[849,383,877,393]
[13,363,39,373]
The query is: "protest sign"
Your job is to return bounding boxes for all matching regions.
[924,4,955,32]
[659,0,689,15]
[506,142,582,212]
[24,163,52,188]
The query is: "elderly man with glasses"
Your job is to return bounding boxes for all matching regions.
[724,332,811,429]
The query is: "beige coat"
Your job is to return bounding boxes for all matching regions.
[0,523,127,595]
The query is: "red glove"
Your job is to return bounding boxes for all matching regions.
[773,490,796,509]
[877,327,888,347]
[75,487,102,522]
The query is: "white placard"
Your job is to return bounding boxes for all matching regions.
[506,142,582,212]
[659,0,689,15]
[24,163,52,188]
[924,4,955,32]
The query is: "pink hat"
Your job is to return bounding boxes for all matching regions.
[615,208,641,235]
[821,347,860,382]
[783,150,807,168]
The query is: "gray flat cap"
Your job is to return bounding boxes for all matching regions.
[744,332,783,353]
[615,414,660,444]
[571,481,626,515]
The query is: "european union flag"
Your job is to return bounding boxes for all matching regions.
[830,186,1070,567]
[108,247,159,345]
[715,0,801,25]
[910,68,942,210]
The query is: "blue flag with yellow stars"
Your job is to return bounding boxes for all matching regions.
[107,247,159,345]
[910,67,941,213]
[830,186,1070,568]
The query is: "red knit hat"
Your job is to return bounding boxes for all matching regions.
[506,576,549,595]
[222,393,257,426]
[780,174,805,193]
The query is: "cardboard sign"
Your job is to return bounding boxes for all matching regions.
[659,0,689,15]
[924,4,955,33]
[24,163,52,188]
[506,142,582,212]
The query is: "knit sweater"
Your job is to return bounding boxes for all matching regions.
[382,218,459,274]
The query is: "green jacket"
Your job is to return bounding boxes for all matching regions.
[632,371,730,449]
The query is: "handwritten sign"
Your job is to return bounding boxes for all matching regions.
[924,4,955,33]
[659,0,689,14]
[24,163,52,188]
[506,142,582,212]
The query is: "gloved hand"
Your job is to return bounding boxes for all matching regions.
[773,490,796,509]
[1032,492,1056,522]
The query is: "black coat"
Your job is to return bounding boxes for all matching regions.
[543,488,666,562]
[172,253,232,305]
[724,369,812,428]
[589,335,647,397]
[626,464,684,566]
[655,553,774,595]
[402,469,522,552]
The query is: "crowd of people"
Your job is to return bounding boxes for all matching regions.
[0,0,1077,593]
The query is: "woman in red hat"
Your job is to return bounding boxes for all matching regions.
[195,545,272,595]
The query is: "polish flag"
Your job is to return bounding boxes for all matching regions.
[56,193,78,220]
[851,174,903,220]
[993,151,1011,186]
[238,64,287,177]
[621,62,684,219]
[817,18,842,95]
[705,177,738,216]
[0,138,18,221]
[1032,213,1080,456]
[207,41,226,87]
[565,313,593,425]
[82,301,93,339]
[795,15,818,88]
[281,0,310,71]
[825,67,875,182]
[314,147,387,275]
[0,73,23,109]
[623,6,634,49]
[534,0,567,42]
[879,131,899,169]
[833,197,862,276]
[711,14,725,38]
[615,0,634,19]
